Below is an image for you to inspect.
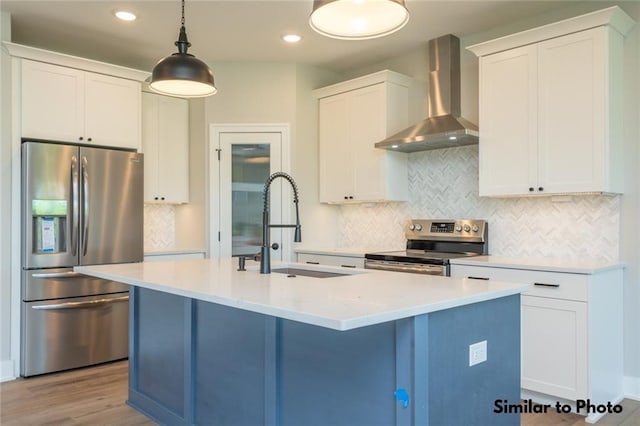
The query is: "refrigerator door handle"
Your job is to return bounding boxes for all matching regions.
[32,271,84,279]
[82,156,89,256]
[31,295,129,310]
[70,156,79,256]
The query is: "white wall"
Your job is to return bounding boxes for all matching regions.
[174,98,207,250]
[619,3,640,393]
[171,62,342,256]
[0,11,13,381]
[336,2,640,395]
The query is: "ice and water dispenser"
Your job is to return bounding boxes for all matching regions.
[31,199,67,254]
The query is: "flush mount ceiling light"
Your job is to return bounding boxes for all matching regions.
[309,0,409,40]
[149,0,216,98]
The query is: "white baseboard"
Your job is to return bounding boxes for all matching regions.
[624,375,640,401]
[0,359,16,382]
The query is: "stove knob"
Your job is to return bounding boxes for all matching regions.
[472,224,480,233]
[463,224,471,232]
[409,224,415,231]
[455,225,462,232]
[415,224,423,231]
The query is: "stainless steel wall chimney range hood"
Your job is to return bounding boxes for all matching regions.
[375,34,479,153]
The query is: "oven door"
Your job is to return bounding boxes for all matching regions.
[364,259,446,276]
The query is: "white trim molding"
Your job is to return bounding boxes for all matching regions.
[467,6,635,57]
[624,375,640,401]
[0,359,15,382]
[2,42,148,81]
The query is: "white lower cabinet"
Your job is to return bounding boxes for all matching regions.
[450,262,623,420]
[296,252,364,269]
[521,295,587,400]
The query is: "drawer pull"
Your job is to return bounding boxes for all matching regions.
[305,261,320,265]
[341,264,356,268]
[533,282,560,288]
[468,276,489,281]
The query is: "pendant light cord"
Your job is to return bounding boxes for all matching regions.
[181,0,185,26]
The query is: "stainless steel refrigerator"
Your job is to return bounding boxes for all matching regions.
[21,140,143,377]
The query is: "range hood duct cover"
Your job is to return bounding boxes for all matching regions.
[376,34,479,153]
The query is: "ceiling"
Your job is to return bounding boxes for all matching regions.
[0,1,632,74]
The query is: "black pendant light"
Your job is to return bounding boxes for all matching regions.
[149,0,217,97]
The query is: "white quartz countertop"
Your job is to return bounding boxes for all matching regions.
[144,248,206,256]
[450,256,624,274]
[75,258,527,331]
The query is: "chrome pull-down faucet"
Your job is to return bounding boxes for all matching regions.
[260,172,301,274]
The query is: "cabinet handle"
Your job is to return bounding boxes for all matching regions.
[538,187,544,192]
[161,197,165,200]
[528,187,534,192]
[305,261,320,265]
[87,137,92,142]
[154,197,159,200]
[349,196,354,199]
[79,136,84,141]
[533,282,559,288]
[341,264,356,268]
[467,276,489,280]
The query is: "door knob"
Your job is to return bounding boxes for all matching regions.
[271,243,279,250]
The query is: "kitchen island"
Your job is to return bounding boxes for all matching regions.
[76,258,528,426]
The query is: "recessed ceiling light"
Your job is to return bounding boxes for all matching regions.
[282,34,302,43]
[114,11,137,21]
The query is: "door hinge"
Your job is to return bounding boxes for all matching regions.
[215,148,221,161]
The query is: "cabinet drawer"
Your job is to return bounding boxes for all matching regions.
[450,265,588,301]
[297,253,364,269]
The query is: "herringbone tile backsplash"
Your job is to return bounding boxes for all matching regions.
[339,146,620,261]
[144,204,176,249]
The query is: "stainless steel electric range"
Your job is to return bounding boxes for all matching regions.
[364,219,488,276]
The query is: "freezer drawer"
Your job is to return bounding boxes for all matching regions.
[23,268,130,301]
[21,292,129,377]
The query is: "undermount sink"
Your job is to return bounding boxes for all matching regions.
[271,267,349,278]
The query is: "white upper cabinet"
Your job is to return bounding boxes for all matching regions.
[314,70,413,204]
[21,59,141,150]
[469,6,634,196]
[142,92,189,204]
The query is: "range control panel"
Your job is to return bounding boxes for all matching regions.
[404,219,487,241]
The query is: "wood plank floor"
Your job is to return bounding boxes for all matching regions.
[0,361,154,425]
[1,360,639,425]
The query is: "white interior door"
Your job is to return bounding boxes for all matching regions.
[210,125,291,263]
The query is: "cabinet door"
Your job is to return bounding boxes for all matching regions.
[521,295,588,401]
[21,60,84,143]
[319,94,352,203]
[478,46,537,196]
[156,95,189,203]
[537,27,606,193]
[141,93,189,203]
[141,93,160,202]
[350,84,387,201]
[85,72,140,149]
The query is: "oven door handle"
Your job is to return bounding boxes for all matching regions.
[31,295,129,310]
[366,262,443,275]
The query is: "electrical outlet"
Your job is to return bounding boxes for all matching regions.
[469,340,487,366]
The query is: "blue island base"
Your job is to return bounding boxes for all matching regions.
[127,287,520,426]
